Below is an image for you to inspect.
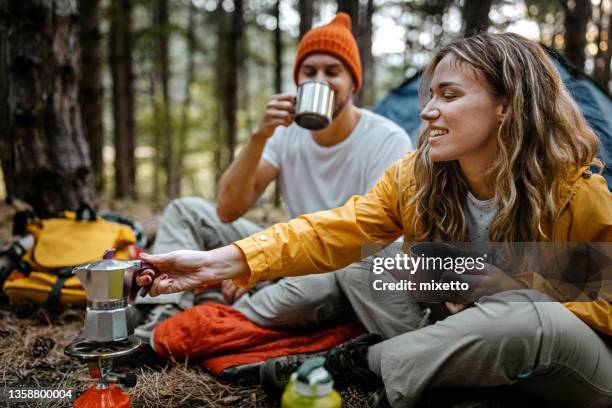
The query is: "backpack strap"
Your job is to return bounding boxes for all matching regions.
[45,267,73,309]
[0,239,31,288]
[76,203,97,221]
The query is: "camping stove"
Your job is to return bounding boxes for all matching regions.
[65,337,141,408]
[65,249,153,408]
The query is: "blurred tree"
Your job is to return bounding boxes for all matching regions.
[238,1,252,135]
[274,0,283,207]
[0,2,13,200]
[462,0,493,37]
[358,0,375,106]
[299,0,314,39]
[593,2,610,90]
[563,0,592,69]
[212,0,245,185]
[213,2,227,184]
[109,0,136,199]
[274,0,283,97]
[136,3,164,202]
[148,71,163,203]
[0,0,94,216]
[78,0,104,193]
[337,0,359,30]
[224,0,244,166]
[153,0,177,199]
[336,0,375,106]
[176,0,198,197]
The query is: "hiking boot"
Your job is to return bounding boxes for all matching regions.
[134,304,181,344]
[219,361,264,381]
[259,333,383,397]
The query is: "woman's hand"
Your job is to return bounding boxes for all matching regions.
[442,262,526,303]
[221,279,250,303]
[136,245,250,297]
[444,302,466,314]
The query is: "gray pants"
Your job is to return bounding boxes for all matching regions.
[378,290,612,408]
[143,197,423,337]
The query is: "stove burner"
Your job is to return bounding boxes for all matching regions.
[65,336,141,360]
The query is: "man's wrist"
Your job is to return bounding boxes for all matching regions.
[250,130,271,144]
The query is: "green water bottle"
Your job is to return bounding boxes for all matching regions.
[281,356,342,408]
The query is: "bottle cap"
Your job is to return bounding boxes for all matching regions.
[292,356,334,397]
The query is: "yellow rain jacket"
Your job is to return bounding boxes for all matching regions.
[235,152,612,336]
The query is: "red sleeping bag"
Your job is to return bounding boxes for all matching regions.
[153,303,365,375]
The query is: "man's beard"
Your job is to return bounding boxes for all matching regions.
[332,94,350,118]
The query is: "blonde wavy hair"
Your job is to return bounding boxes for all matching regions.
[410,32,599,243]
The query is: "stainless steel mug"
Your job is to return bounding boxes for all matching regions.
[295,81,335,130]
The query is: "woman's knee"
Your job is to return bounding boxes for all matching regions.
[445,297,544,370]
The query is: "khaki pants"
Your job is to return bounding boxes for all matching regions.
[379,290,612,408]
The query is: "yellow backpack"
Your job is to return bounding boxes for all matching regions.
[2,206,137,309]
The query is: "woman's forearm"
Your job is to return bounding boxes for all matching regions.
[206,244,251,281]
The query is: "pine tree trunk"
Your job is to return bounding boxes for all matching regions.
[238,4,251,143]
[78,0,104,193]
[154,0,176,199]
[109,0,136,199]
[224,0,243,165]
[213,2,227,187]
[337,0,359,36]
[564,0,592,70]
[298,0,314,40]
[0,0,94,216]
[462,0,492,37]
[0,4,14,200]
[273,0,282,208]
[274,1,282,96]
[176,0,197,197]
[148,73,162,205]
[357,0,375,106]
[593,5,610,90]
[337,0,364,104]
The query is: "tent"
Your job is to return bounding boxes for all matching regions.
[373,47,612,189]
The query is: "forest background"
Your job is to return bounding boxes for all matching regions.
[0,0,611,238]
[0,2,610,405]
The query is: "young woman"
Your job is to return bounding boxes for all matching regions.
[137,33,612,407]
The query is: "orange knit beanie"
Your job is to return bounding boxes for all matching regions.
[293,13,363,93]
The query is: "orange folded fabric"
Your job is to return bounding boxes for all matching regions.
[153,303,365,375]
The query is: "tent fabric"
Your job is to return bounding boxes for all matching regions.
[153,303,365,375]
[373,47,612,189]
